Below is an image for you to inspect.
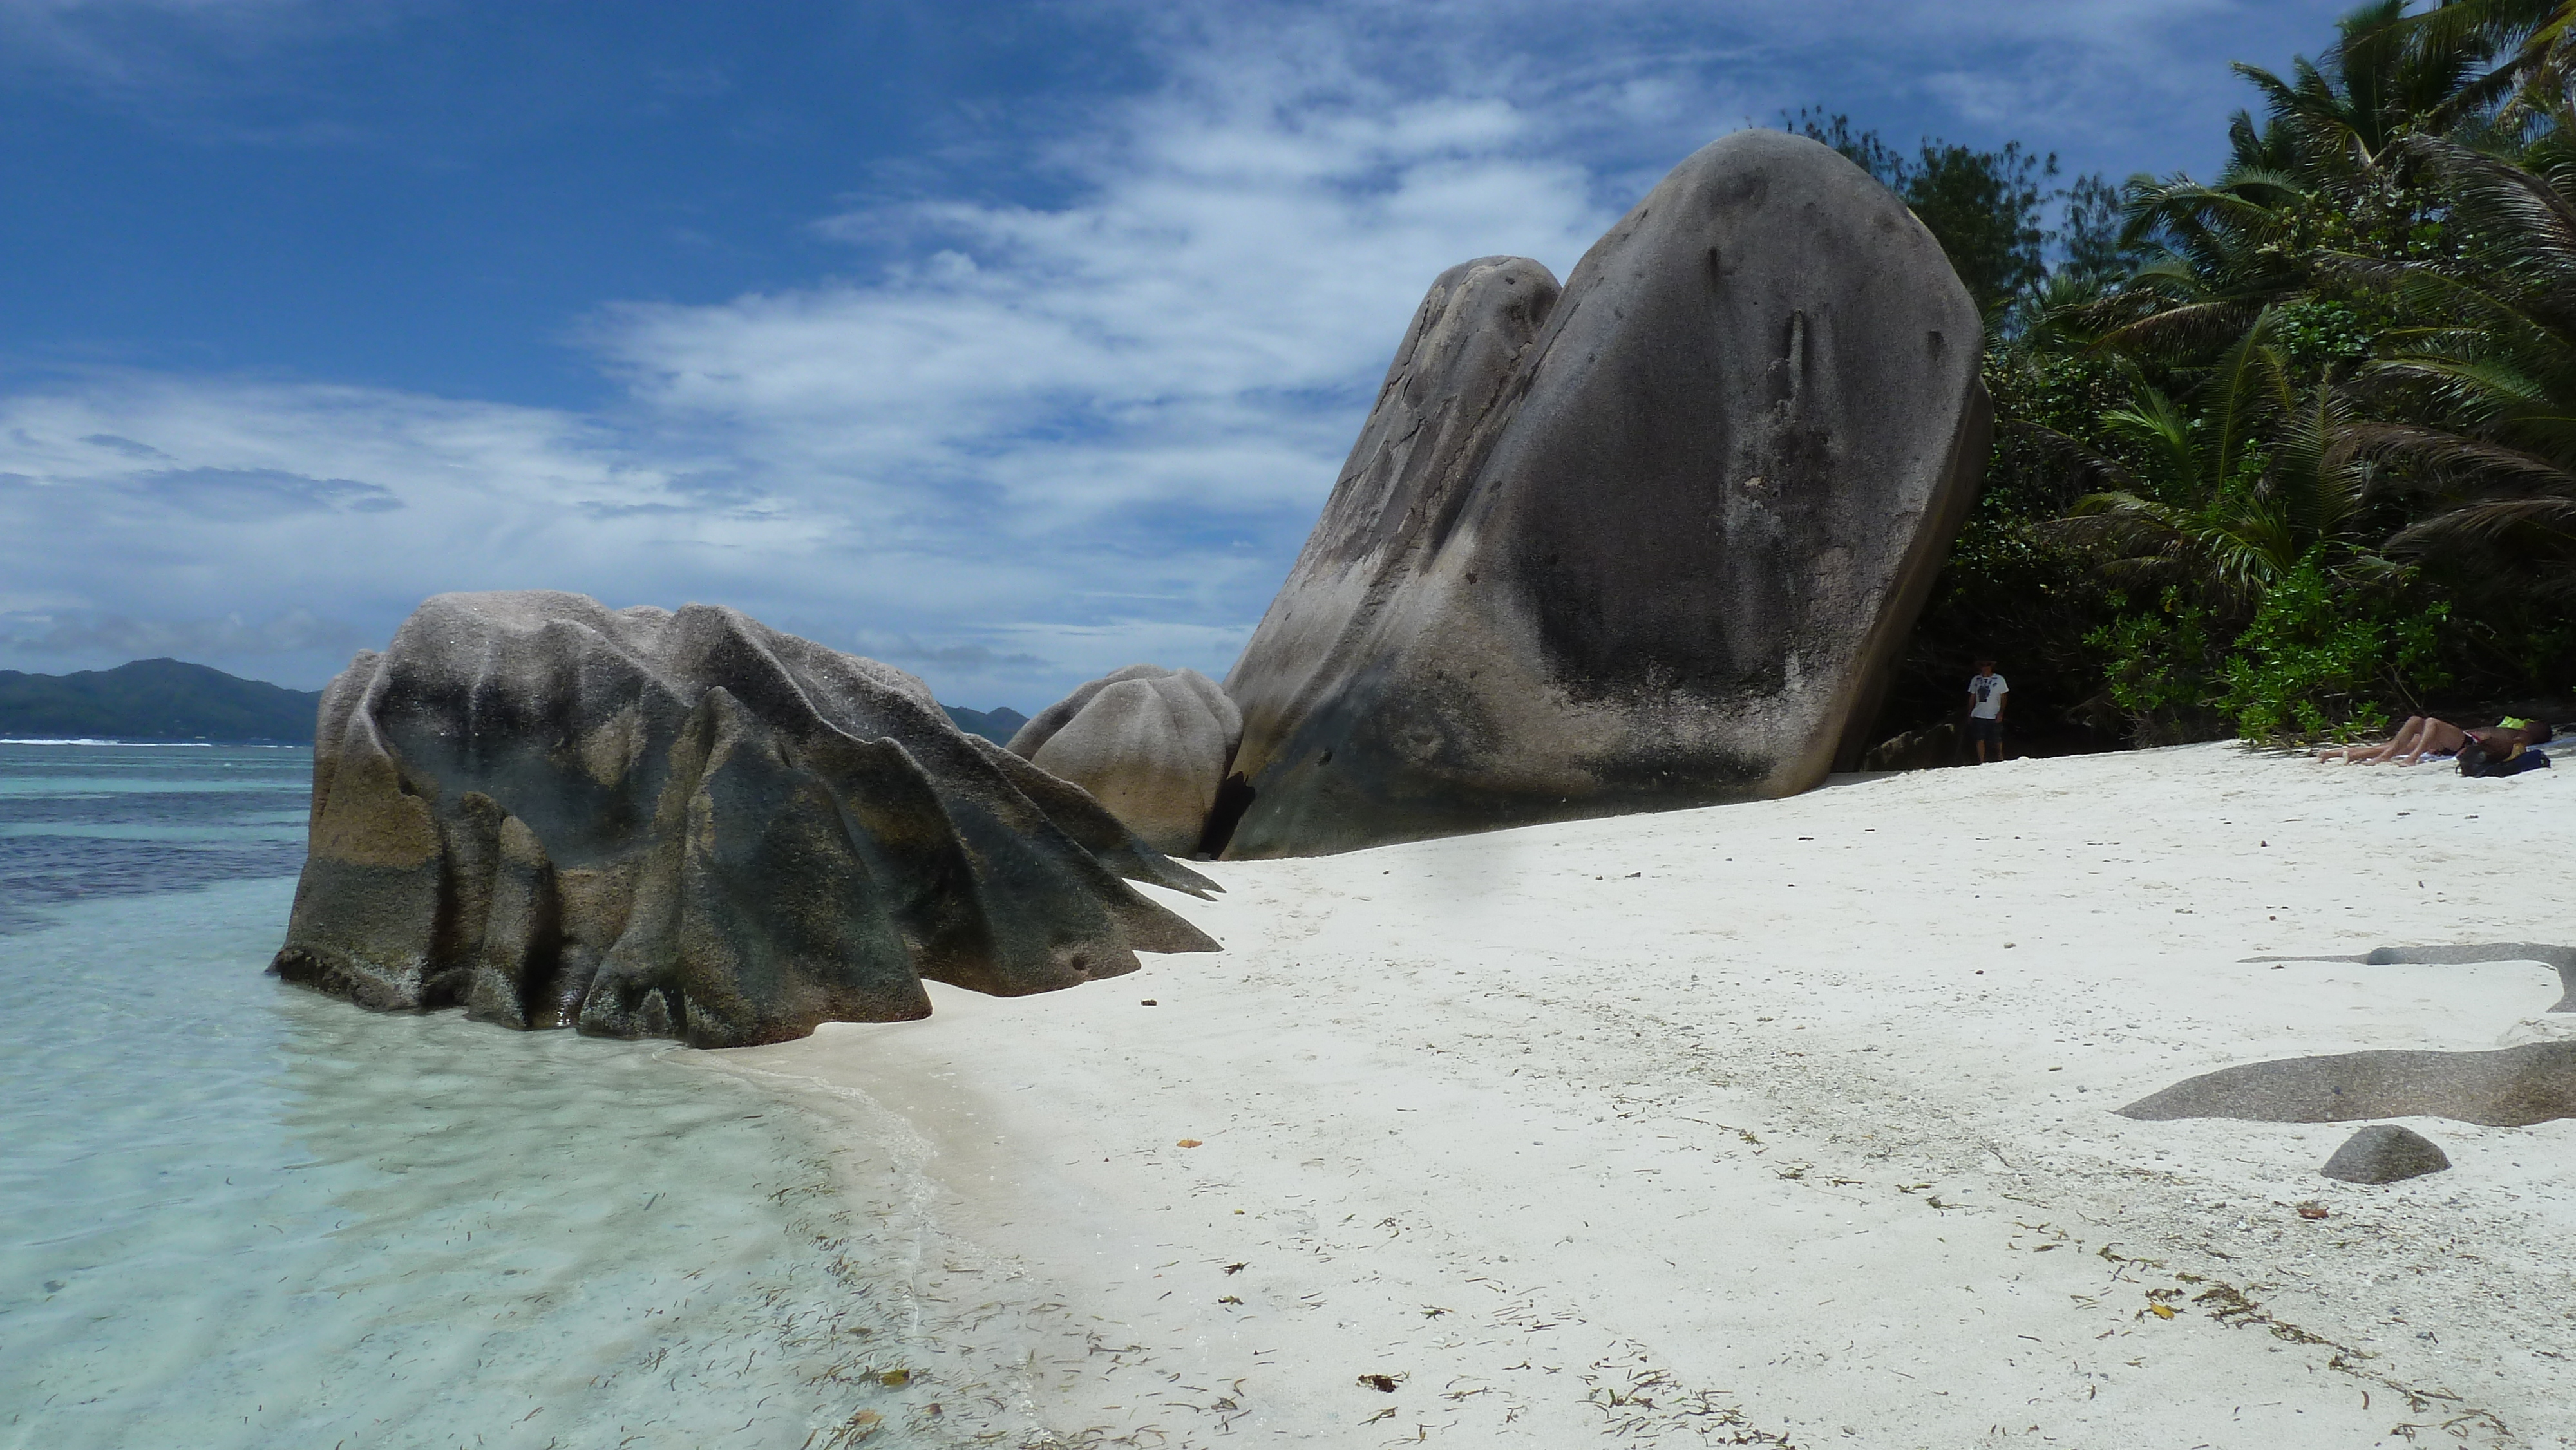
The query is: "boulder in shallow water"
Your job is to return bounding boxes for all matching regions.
[1220,131,1990,858]
[272,591,1221,1047]
[1009,665,1242,855]
[2321,1124,2451,1184]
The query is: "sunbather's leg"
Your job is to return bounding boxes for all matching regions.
[2338,717,2425,764]
[2396,718,2463,766]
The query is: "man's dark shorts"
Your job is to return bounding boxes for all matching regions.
[1966,717,2003,746]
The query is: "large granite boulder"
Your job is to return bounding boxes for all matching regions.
[1008,665,1243,856]
[272,592,1222,1048]
[1220,130,1991,857]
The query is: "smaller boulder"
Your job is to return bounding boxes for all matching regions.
[2321,1124,2451,1184]
[1011,666,1243,856]
[1860,722,1958,772]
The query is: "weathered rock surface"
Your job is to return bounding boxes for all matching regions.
[2321,1125,2452,1184]
[2117,1043,2576,1128]
[1009,666,1242,855]
[272,591,1221,1048]
[1220,130,1991,858]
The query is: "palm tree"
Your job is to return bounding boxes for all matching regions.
[2085,160,2307,358]
[2236,0,2487,182]
[2061,313,2388,605]
[2343,116,2576,601]
[2408,0,2576,129]
[2072,1,2509,363]
[2034,310,2427,741]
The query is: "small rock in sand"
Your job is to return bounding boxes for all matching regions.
[2321,1124,2452,1183]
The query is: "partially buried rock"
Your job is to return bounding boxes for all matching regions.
[1220,130,1991,858]
[2116,1042,2576,1127]
[2322,1124,2452,1184]
[272,591,1221,1048]
[1009,665,1242,856]
[2242,944,2576,1013]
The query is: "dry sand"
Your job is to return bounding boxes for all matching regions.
[717,741,2575,1449]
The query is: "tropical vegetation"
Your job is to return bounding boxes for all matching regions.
[1823,0,2576,749]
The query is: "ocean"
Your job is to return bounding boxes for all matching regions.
[0,744,1038,1449]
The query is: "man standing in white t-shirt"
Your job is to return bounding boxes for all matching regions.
[1965,658,2008,764]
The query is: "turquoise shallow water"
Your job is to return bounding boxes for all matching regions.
[0,746,1003,1449]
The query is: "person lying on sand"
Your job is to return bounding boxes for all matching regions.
[2316,715,2468,766]
[2318,715,2551,766]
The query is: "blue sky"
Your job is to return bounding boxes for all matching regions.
[1,0,2360,709]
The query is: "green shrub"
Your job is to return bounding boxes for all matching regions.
[2215,556,2448,742]
[2086,587,2227,745]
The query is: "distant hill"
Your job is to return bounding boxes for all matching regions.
[942,704,1029,746]
[0,659,323,743]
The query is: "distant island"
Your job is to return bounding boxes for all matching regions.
[0,659,324,743]
[0,657,1033,748]
[942,704,1028,746]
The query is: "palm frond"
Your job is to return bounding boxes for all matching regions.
[2205,311,2291,485]
[2342,420,2576,493]
[2387,494,2576,552]
[2090,297,2277,357]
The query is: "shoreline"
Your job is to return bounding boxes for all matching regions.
[724,742,2575,1448]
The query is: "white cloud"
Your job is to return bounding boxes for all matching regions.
[0,376,741,683]
[1,605,368,658]
[600,89,1605,514]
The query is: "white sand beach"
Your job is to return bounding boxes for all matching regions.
[720,742,2575,1449]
